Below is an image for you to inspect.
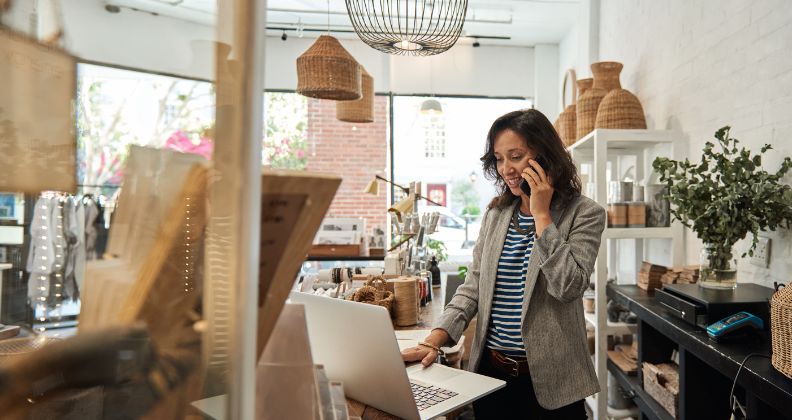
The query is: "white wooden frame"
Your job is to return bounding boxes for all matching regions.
[569,129,685,420]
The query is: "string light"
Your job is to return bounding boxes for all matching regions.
[32,196,52,332]
[31,193,69,332]
[183,196,195,294]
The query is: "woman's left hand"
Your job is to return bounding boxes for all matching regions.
[521,159,554,218]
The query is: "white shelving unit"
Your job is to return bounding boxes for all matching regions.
[568,129,685,420]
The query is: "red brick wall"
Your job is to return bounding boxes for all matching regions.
[304,96,389,235]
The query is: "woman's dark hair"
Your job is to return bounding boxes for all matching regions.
[481,109,581,210]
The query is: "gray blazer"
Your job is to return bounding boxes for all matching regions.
[436,194,606,410]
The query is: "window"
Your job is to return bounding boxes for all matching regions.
[77,64,215,187]
[393,95,532,260]
[76,64,389,243]
[424,115,446,158]
[263,92,308,170]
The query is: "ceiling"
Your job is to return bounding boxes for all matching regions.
[104,0,579,47]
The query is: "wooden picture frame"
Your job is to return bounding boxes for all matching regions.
[257,169,341,357]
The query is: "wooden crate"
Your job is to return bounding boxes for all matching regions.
[643,362,679,418]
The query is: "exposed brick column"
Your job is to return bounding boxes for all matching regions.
[304,96,389,236]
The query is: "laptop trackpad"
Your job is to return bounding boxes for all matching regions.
[407,364,464,384]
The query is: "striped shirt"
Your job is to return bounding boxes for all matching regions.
[486,211,535,357]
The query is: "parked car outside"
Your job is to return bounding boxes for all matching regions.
[417,206,481,257]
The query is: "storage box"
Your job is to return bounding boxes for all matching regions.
[642,362,679,418]
[308,244,361,257]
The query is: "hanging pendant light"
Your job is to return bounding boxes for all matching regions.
[345,0,469,56]
[336,65,374,122]
[420,99,443,115]
[296,35,362,100]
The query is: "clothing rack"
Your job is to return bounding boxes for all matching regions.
[26,192,107,331]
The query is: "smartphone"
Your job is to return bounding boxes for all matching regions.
[519,156,548,196]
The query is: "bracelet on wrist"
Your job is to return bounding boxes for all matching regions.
[418,341,445,356]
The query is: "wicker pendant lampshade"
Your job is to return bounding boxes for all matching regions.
[345,0,469,56]
[336,66,374,123]
[297,35,361,100]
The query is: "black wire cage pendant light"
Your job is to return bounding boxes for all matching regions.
[345,0,469,56]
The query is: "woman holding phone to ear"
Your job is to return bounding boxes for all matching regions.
[402,109,606,419]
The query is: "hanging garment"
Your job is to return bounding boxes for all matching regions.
[62,198,85,300]
[84,196,99,260]
[73,199,87,296]
[27,197,56,300]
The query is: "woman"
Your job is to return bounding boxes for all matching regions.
[402,109,605,419]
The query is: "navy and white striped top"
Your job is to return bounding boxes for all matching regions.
[486,211,535,357]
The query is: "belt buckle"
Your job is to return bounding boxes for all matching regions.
[503,355,521,378]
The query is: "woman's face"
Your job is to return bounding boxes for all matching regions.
[493,129,537,196]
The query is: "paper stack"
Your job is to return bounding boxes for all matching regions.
[657,265,700,285]
[637,261,669,291]
[677,265,700,284]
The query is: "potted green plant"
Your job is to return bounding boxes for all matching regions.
[653,126,792,289]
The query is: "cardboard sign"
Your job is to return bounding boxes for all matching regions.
[0,28,76,193]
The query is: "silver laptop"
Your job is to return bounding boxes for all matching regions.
[289,291,505,420]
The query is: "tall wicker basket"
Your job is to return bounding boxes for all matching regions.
[771,284,792,379]
[573,78,593,141]
[576,61,622,139]
[557,69,577,146]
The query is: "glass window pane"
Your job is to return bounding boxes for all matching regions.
[393,96,532,261]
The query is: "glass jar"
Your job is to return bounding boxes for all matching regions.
[699,243,738,289]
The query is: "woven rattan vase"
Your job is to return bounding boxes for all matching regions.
[336,66,374,122]
[553,117,562,137]
[596,88,647,129]
[297,35,361,100]
[576,78,593,98]
[577,62,623,139]
[557,69,577,146]
[771,285,792,379]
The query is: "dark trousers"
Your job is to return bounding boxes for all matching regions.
[473,352,587,420]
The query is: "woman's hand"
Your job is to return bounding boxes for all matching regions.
[401,329,449,367]
[401,345,440,367]
[522,159,554,235]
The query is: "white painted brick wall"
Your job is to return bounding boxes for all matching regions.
[599,0,792,289]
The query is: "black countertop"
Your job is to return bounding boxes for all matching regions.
[607,284,792,411]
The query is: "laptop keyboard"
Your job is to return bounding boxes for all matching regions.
[410,379,458,411]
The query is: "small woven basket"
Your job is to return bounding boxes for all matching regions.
[771,284,792,378]
[0,336,59,367]
[346,276,394,315]
[336,66,374,123]
[296,35,361,101]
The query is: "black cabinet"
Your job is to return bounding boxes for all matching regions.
[607,284,792,420]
